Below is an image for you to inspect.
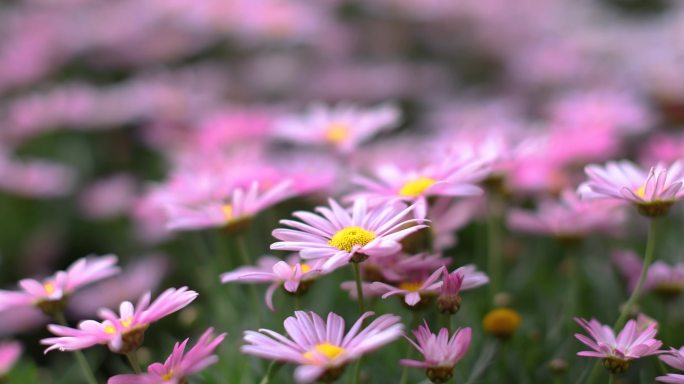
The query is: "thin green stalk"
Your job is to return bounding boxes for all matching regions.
[54,312,98,384]
[126,352,141,374]
[487,195,502,297]
[294,295,302,311]
[614,218,658,331]
[236,233,263,323]
[259,361,283,384]
[608,373,615,384]
[352,263,366,314]
[399,312,421,384]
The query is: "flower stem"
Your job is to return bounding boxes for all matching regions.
[236,233,262,323]
[259,361,283,384]
[54,312,98,384]
[352,262,366,314]
[608,373,615,384]
[487,195,503,297]
[126,352,142,374]
[399,312,420,384]
[614,218,658,331]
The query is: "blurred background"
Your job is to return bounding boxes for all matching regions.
[1,0,684,383]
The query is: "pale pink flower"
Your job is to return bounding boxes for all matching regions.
[578,160,684,217]
[658,347,684,383]
[108,328,225,384]
[220,256,333,311]
[274,103,401,153]
[574,317,663,373]
[349,158,485,218]
[165,180,293,231]
[0,254,119,315]
[79,174,138,220]
[507,190,626,239]
[271,199,428,269]
[612,250,684,297]
[0,150,76,198]
[0,341,21,377]
[42,287,198,354]
[242,311,403,383]
[400,323,472,383]
[427,197,481,251]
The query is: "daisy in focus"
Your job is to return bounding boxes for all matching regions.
[574,317,663,373]
[274,103,401,153]
[271,198,428,269]
[0,254,119,316]
[42,287,198,354]
[107,327,225,384]
[401,323,472,384]
[242,310,403,383]
[578,160,684,217]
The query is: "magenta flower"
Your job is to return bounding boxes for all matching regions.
[349,158,485,218]
[507,190,625,240]
[401,323,472,383]
[242,311,403,383]
[220,256,334,311]
[0,341,21,377]
[0,254,119,315]
[41,287,198,354]
[574,317,663,373]
[271,199,428,269]
[657,347,684,383]
[274,103,400,153]
[578,160,684,217]
[108,328,226,384]
[165,180,293,232]
[613,250,684,298]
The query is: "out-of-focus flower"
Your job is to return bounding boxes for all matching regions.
[578,160,684,217]
[0,307,49,337]
[0,255,119,316]
[271,199,427,269]
[42,287,198,354]
[641,134,684,165]
[165,180,293,232]
[221,255,332,311]
[349,157,485,218]
[274,103,401,153]
[507,190,626,240]
[242,311,403,383]
[427,197,481,251]
[574,317,662,374]
[612,250,684,299]
[0,151,76,198]
[483,308,521,339]
[0,341,21,378]
[657,347,684,383]
[69,254,169,318]
[400,323,472,384]
[108,327,225,384]
[79,174,138,220]
[437,269,463,314]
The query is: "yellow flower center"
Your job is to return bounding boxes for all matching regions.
[329,226,376,252]
[398,177,437,197]
[325,123,349,144]
[483,308,521,338]
[635,185,646,198]
[398,281,423,292]
[303,342,346,362]
[121,316,133,329]
[162,371,174,381]
[104,325,116,334]
[43,281,56,295]
[222,204,233,220]
[293,263,312,273]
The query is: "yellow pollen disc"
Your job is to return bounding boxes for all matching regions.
[328,226,376,252]
[222,204,233,220]
[162,371,173,381]
[293,263,312,273]
[483,308,521,337]
[104,325,116,334]
[43,282,56,295]
[303,342,346,362]
[398,281,423,292]
[325,123,350,144]
[398,177,437,197]
[635,185,646,198]
[120,317,133,329]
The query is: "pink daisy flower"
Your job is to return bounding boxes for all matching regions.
[657,347,684,383]
[0,254,119,316]
[274,103,401,153]
[400,323,472,384]
[613,250,684,298]
[349,157,486,218]
[507,190,626,240]
[165,180,293,232]
[578,160,684,217]
[0,341,21,377]
[271,198,428,269]
[242,311,403,383]
[41,287,198,354]
[220,255,334,311]
[574,317,663,373]
[108,327,226,384]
